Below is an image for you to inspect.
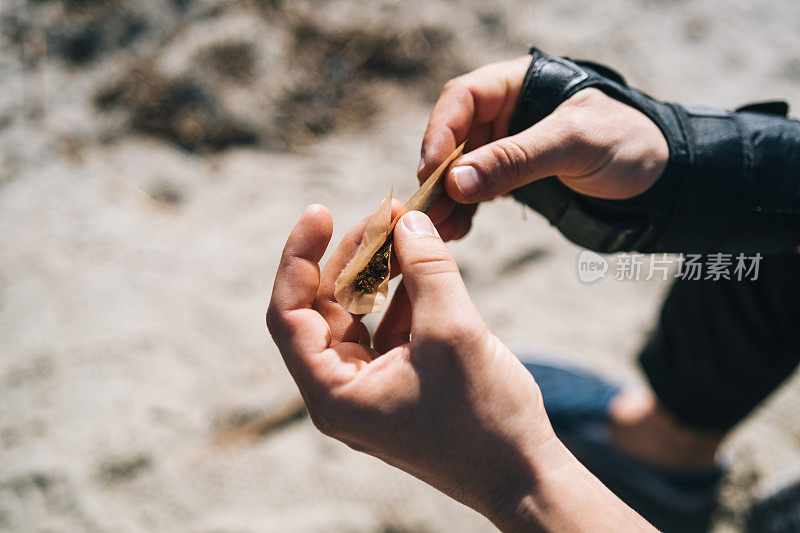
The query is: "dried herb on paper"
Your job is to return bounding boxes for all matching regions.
[333,142,465,314]
[353,240,392,295]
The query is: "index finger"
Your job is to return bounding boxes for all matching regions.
[268,205,389,393]
[418,56,531,183]
[267,204,336,384]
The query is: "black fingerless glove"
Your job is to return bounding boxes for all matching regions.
[509,47,800,253]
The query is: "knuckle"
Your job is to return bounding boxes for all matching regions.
[566,87,604,107]
[404,248,458,278]
[558,89,614,146]
[490,139,527,184]
[554,106,591,149]
[458,215,474,238]
[442,76,465,94]
[450,218,472,242]
[448,209,474,241]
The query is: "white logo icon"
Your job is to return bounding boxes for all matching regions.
[577,250,608,283]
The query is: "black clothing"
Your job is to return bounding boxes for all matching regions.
[509,48,800,254]
[640,252,800,431]
[508,49,800,432]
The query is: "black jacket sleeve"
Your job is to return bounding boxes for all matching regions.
[508,48,800,254]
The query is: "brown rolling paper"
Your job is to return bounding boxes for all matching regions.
[334,142,465,314]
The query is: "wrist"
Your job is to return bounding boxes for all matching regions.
[483,433,575,532]
[484,433,655,532]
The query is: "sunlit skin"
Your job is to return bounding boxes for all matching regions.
[420,55,668,241]
[420,56,722,469]
[266,54,679,531]
[267,204,655,532]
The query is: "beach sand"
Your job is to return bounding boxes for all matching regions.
[1,0,799,530]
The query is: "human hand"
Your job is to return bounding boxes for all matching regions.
[419,55,668,239]
[267,204,558,526]
[267,205,655,531]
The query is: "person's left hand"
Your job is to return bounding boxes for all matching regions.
[419,55,668,244]
[418,56,533,241]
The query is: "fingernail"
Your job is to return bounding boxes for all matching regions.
[451,166,481,199]
[417,156,425,173]
[401,211,437,237]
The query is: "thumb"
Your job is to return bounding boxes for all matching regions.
[393,211,484,340]
[444,115,592,203]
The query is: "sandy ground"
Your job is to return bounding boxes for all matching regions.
[1,0,799,531]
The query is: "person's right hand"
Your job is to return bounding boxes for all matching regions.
[267,205,656,532]
[267,205,557,527]
[419,55,669,240]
